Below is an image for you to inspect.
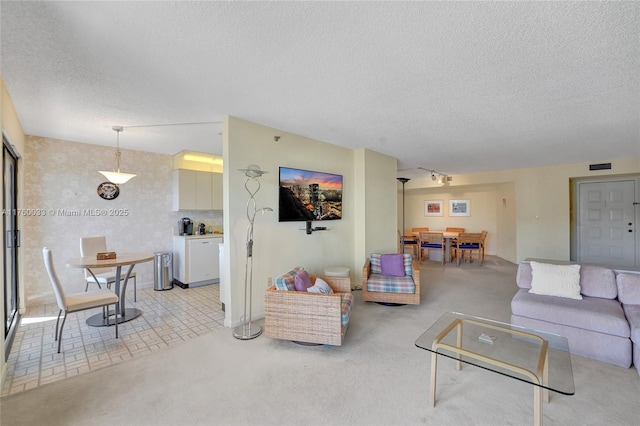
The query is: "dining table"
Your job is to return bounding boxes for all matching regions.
[412,231,460,263]
[66,252,154,326]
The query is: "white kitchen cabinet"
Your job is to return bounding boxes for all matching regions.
[211,172,223,210]
[173,236,223,287]
[172,169,223,211]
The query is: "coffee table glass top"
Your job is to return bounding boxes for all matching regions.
[415,312,575,395]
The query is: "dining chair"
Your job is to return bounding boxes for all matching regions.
[412,227,429,232]
[419,232,445,265]
[399,229,419,259]
[43,247,119,353]
[445,227,465,262]
[80,236,137,301]
[456,232,485,266]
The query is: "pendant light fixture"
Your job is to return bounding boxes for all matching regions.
[98,126,137,184]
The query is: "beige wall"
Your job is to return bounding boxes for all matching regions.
[400,184,502,258]
[22,136,222,304]
[354,148,398,284]
[222,117,398,327]
[403,157,640,263]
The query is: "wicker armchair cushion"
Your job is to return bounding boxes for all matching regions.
[341,293,354,326]
[370,253,412,276]
[367,274,416,294]
[275,266,303,291]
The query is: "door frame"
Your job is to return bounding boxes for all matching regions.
[3,131,21,361]
[570,174,640,266]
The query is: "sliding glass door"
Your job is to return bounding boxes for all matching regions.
[3,135,20,359]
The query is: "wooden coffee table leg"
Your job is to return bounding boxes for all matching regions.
[534,385,543,426]
[430,353,438,406]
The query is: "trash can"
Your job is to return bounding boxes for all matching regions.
[154,251,173,291]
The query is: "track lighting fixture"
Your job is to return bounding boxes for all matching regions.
[417,167,451,185]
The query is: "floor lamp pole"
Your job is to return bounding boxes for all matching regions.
[234,165,272,340]
[397,177,410,254]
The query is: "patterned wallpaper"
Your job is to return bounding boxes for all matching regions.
[23,136,222,305]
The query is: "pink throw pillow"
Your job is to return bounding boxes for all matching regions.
[294,269,313,291]
[380,254,405,277]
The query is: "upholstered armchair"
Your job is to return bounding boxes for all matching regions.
[264,267,354,346]
[362,253,420,305]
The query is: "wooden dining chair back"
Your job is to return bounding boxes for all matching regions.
[43,247,119,353]
[456,233,485,266]
[399,229,419,258]
[419,232,445,265]
[445,227,465,261]
[445,227,465,233]
[80,236,137,301]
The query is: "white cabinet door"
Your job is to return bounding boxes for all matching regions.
[173,169,222,211]
[172,169,197,211]
[188,238,219,282]
[211,172,223,210]
[195,171,213,210]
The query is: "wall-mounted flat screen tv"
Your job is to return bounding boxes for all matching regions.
[279,167,343,222]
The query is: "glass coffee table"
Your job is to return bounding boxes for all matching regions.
[415,312,575,426]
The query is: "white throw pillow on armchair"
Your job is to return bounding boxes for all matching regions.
[528,261,582,300]
[307,277,333,294]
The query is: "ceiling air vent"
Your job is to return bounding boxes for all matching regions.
[589,163,612,171]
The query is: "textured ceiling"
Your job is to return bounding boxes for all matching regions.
[1,1,638,176]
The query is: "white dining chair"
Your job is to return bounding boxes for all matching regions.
[80,236,137,301]
[43,247,119,353]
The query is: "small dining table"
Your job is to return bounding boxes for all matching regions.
[66,252,154,326]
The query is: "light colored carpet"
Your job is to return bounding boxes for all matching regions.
[2,257,639,425]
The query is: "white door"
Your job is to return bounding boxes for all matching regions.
[578,180,637,267]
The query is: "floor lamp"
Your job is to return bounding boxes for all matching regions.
[233,164,272,340]
[397,177,410,254]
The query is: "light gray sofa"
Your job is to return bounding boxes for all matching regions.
[511,260,640,375]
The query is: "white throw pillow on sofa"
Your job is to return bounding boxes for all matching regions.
[528,261,582,300]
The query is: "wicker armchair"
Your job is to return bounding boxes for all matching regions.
[362,253,421,305]
[264,275,353,346]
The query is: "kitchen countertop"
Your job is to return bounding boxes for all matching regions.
[174,234,223,239]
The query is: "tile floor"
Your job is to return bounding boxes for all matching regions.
[2,284,224,396]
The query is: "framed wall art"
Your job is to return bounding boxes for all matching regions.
[449,199,470,217]
[424,200,444,217]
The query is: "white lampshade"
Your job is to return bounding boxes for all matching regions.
[99,126,137,184]
[98,170,137,184]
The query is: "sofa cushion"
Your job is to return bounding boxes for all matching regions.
[623,304,640,345]
[294,269,313,291]
[617,273,640,305]
[580,266,617,299]
[366,273,415,294]
[341,293,354,326]
[274,266,302,291]
[380,254,405,277]
[511,289,630,338]
[516,263,533,289]
[528,261,582,300]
